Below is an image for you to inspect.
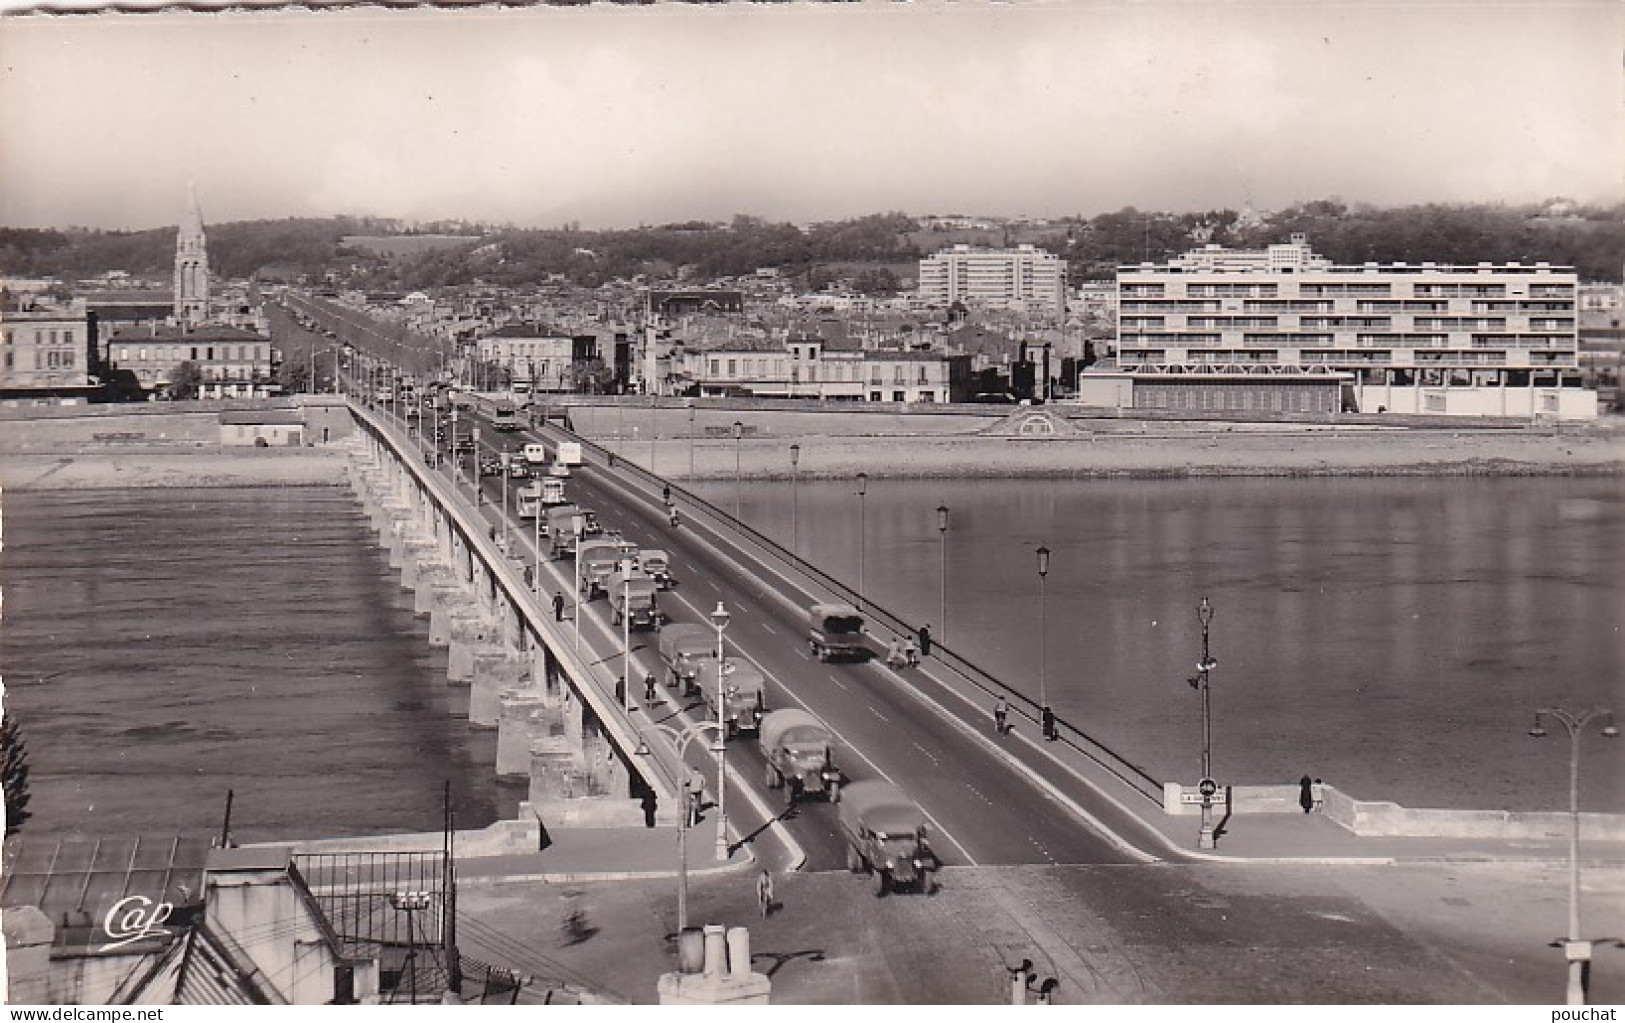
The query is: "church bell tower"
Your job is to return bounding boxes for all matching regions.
[174,182,209,326]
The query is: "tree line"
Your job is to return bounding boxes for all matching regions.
[2,201,1620,294]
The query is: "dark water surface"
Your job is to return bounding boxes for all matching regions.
[707,475,1625,813]
[1,487,511,842]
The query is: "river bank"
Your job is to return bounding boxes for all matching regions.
[609,421,1625,480]
[0,449,349,491]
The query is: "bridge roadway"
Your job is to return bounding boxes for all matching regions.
[401,397,1172,870]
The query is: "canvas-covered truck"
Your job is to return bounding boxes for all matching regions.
[759,709,845,804]
[694,658,766,738]
[609,569,661,629]
[578,539,628,600]
[515,482,545,521]
[539,477,567,506]
[545,504,583,560]
[808,603,866,662]
[837,780,937,896]
[658,623,714,693]
[492,403,520,431]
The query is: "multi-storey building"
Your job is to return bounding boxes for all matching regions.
[105,324,276,398]
[474,325,583,392]
[0,303,95,396]
[1106,235,1594,419]
[683,337,971,403]
[917,245,1066,318]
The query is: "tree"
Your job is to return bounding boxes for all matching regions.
[276,353,312,394]
[569,359,616,395]
[3,715,31,838]
[168,360,204,399]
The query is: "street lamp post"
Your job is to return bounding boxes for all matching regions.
[732,420,745,519]
[620,556,636,713]
[500,451,509,550]
[449,409,460,484]
[856,473,868,609]
[710,602,732,862]
[1036,545,1051,739]
[634,721,725,934]
[1529,706,1619,1005]
[1189,597,1219,850]
[650,395,658,474]
[790,444,801,555]
[470,426,481,502]
[688,406,696,479]
[936,505,949,643]
[532,490,542,598]
[572,512,585,654]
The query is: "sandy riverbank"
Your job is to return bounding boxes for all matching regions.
[0,448,351,491]
[617,422,1625,480]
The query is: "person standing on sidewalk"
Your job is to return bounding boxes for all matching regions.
[1311,778,1326,813]
[644,671,658,703]
[917,624,933,658]
[1299,775,1314,813]
[756,870,775,919]
[553,591,566,622]
[993,696,1008,735]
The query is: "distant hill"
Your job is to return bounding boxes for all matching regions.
[341,235,484,257]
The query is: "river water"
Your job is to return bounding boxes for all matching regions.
[0,487,512,843]
[702,475,1625,813]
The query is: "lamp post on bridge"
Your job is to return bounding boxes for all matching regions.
[1529,706,1618,1005]
[1036,545,1051,741]
[732,420,745,520]
[619,556,636,713]
[634,720,725,934]
[710,602,732,862]
[856,473,868,609]
[790,443,801,555]
[572,512,585,654]
[936,505,949,643]
[688,406,696,480]
[1187,597,1219,850]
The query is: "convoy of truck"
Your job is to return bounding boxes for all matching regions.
[462,408,938,894]
[837,781,937,896]
[758,709,844,803]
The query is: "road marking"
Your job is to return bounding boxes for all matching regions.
[760,622,776,636]
[828,675,848,691]
[911,741,940,765]
[868,706,888,723]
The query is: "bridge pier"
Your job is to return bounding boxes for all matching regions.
[341,405,676,832]
[470,650,527,728]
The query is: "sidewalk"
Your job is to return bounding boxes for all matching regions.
[455,825,758,885]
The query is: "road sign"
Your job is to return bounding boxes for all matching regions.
[1180,790,1227,805]
[1198,777,1218,798]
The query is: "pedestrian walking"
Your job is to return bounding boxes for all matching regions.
[1041,705,1056,742]
[662,483,672,505]
[917,624,933,658]
[614,676,626,706]
[885,636,906,668]
[644,671,658,703]
[523,564,534,589]
[993,696,1008,735]
[1311,777,1326,813]
[552,591,565,622]
[1298,774,1314,814]
[756,870,775,919]
[685,771,705,827]
[903,636,920,667]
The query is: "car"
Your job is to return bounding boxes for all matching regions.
[479,457,503,477]
[508,460,530,479]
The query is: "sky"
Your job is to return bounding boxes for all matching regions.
[0,1,1620,231]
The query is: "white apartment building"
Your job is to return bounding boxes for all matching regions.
[1112,235,1594,419]
[918,245,1066,318]
[1,305,92,391]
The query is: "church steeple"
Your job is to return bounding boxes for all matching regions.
[174,181,209,327]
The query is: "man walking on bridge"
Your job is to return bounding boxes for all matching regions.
[917,624,933,658]
[553,591,566,622]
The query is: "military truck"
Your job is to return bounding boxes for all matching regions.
[758,709,845,804]
[837,780,936,896]
[638,549,673,589]
[658,623,714,692]
[578,539,629,600]
[545,504,583,560]
[609,569,661,629]
[808,603,867,662]
[694,657,766,737]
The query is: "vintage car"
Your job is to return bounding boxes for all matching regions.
[577,539,631,600]
[808,603,866,662]
[658,623,714,692]
[837,780,936,896]
[638,549,673,589]
[693,657,766,738]
[759,708,844,803]
[608,569,661,629]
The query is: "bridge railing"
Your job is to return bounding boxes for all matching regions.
[556,415,1167,807]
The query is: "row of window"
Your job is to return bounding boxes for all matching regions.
[114,345,270,363]
[2,328,79,345]
[706,357,936,384]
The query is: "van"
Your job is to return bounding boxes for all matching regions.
[522,443,549,468]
